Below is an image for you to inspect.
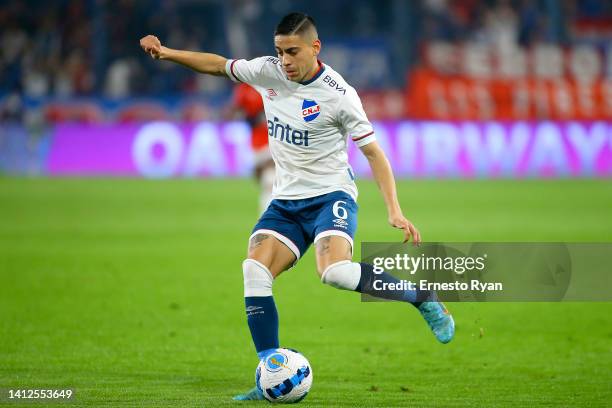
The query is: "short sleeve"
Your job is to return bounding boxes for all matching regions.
[338,88,376,147]
[225,57,270,87]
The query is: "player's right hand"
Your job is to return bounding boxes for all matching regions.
[140,35,162,59]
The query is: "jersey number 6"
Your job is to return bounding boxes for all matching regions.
[332,201,348,219]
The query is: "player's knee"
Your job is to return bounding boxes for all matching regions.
[243,258,273,297]
[320,260,361,291]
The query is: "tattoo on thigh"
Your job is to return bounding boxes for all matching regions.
[249,234,270,251]
[316,236,331,256]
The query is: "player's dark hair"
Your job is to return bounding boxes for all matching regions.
[274,12,317,37]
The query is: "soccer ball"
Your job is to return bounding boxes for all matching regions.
[256,348,313,403]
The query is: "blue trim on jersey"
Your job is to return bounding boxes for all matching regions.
[299,61,325,86]
[347,168,355,180]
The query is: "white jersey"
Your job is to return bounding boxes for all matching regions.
[225,56,376,200]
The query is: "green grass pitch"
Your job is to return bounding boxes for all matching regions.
[0,178,611,407]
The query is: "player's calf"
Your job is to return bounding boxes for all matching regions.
[243,258,279,360]
[320,260,455,343]
[321,261,428,304]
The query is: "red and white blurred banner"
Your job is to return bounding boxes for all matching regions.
[406,42,612,120]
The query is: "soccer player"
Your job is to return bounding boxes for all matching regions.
[140,12,454,401]
[229,83,275,213]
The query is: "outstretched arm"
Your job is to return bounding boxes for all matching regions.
[360,141,421,245]
[139,35,228,77]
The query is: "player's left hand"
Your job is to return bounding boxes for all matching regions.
[389,213,421,246]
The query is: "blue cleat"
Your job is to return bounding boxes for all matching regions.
[418,301,455,344]
[232,386,265,401]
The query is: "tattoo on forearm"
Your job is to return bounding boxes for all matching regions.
[249,234,270,250]
[316,236,331,256]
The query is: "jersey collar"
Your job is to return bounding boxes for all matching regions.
[299,60,325,86]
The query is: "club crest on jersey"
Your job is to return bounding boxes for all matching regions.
[301,99,320,122]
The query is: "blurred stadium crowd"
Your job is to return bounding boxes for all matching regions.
[0,0,611,124]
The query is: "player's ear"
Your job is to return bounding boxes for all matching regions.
[312,39,321,57]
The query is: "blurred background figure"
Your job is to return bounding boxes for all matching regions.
[228,83,274,212]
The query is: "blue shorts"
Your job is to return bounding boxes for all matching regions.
[251,191,358,260]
